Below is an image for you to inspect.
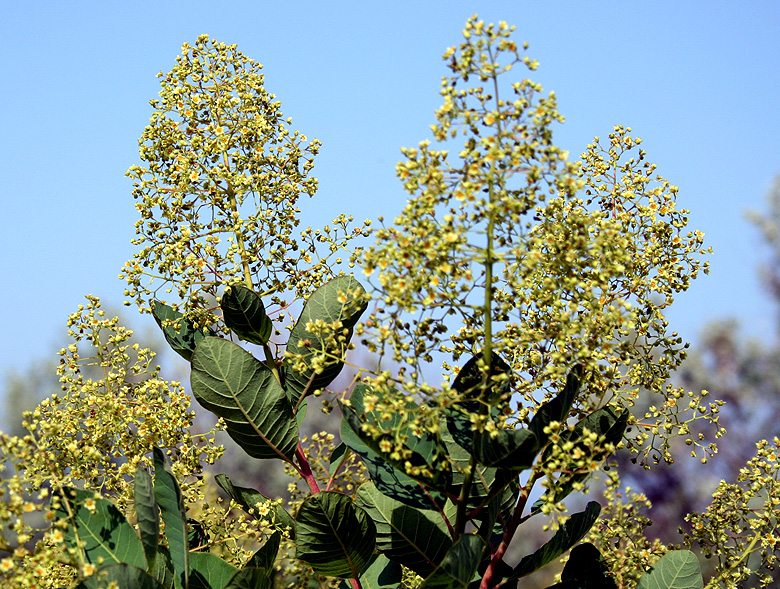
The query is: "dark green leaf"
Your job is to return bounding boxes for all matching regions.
[134,467,159,572]
[529,365,582,444]
[358,554,404,589]
[329,442,350,477]
[191,337,298,461]
[283,276,368,405]
[296,397,308,428]
[443,427,518,536]
[152,546,175,589]
[187,518,209,550]
[246,531,280,571]
[535,407,628,509]
[356,482,452,578]
[512,502,602,579]
[225,568,273,589]
[452,352,512,404]
[420,535,485,589]
[75,563,166,589]
[189,552,239,589]
[551,543,617,589]
[152,301,209,361]
[215,474,296,539]
[55,487,146,569]
[295,491,376,578]
[337,554,404,589]
[636,550,702,589]
[341,402,447,510]
[153,447,189,589]
[221,283,272,345]
[472,426,540,470]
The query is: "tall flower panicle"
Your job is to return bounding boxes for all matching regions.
[361,16,713,464]
[122,35,369,331]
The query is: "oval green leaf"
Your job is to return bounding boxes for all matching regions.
[355,482,452,578]
[512,502,602,580]
[191,337,298,461]
[152,301,209,361]
[283,276,368,404]
[637,550,703,589]
[221,283,272,345]
[341,403,447,510]
[295,491,377,578]
[420,535,485,589]
[153,447,189,588]
[75,563,166,589]
[134,467,159,572]
[55,487,146,569]
[189,552,238,589]
[225,567,273,589]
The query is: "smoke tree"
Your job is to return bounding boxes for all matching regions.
[1,15,776,589]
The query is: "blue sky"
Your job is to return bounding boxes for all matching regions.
[1,1,779,387]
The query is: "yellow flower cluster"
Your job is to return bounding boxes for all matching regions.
[122,35,370,333]
[0,297,225,587]
[360,16,714,465]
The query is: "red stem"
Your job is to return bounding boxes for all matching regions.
[295,443,320,494]
[480,474,537,589]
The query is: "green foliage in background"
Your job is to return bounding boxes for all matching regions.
[1,15,777,589]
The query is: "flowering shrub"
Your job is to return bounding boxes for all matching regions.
[1,15,777,589]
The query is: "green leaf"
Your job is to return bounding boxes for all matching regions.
[246,531,281,571]
[224,568,273,589]
[339,384,450,507]
[636,550,702,589]
[191,337,298,461]
[356,482,452,578]
[442,427,517,536]
[75,563,167,589]
[341,402,448,510]
[329,442,350,477]
[221,283,272,345]
[472,426,540,470]
[548,543,617,589]
[296,397,308,428]
[189,552,238,589]
[512,502,602,579]
[359,554,404,589]
[215,474,296,539]
[528,365,582,444]
[452,352,512,404]
[152,301,209,361]
[420,535,485,589]
[134,467,159,572]
[152,546,176,589]
[283,275,368,405]
[55,487,146,569]
[187,518,209,550]
[295,491,377,578]
[338,554,404,589]
[153,447,189,589]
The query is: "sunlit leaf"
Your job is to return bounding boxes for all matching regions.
[637,550,702,589]
[55,487,146,569]
[191,337,298,461]
[284,276,368,404]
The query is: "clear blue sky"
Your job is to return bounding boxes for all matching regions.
[1,1,779,386]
